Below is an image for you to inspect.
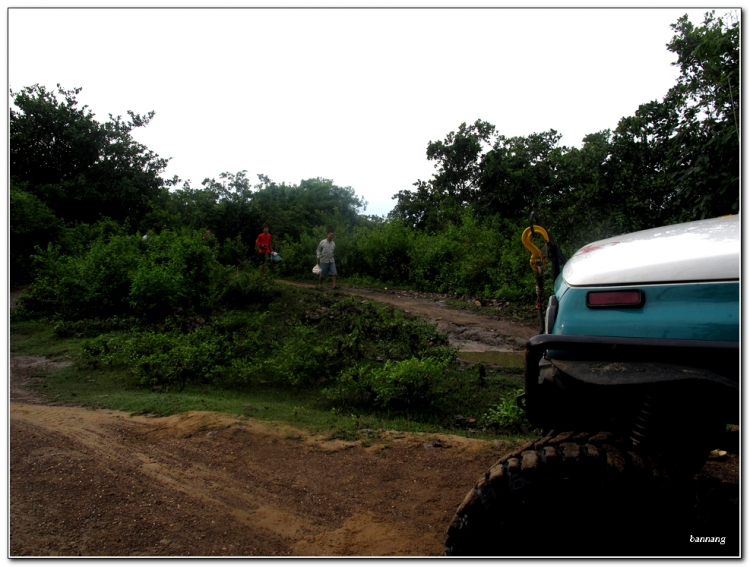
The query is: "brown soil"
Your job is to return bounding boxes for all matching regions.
[10,354,522,557]
[9,286,739,557]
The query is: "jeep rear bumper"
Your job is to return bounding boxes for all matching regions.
[520,334,739,426]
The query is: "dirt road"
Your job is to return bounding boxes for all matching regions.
[10,355,514,557]
[9,286,739,557]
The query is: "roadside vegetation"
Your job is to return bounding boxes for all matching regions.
[10,12,738,440]
[12,281,531,440]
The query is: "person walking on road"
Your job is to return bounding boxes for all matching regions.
[255,225,273,274]
[316,230,337,289]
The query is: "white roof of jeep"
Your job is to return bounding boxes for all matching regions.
[563,215,740,286]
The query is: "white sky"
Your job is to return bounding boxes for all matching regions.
[8,5,725,216]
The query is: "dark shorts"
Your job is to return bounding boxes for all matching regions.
[319,262,337,277]
[255,253,271,267]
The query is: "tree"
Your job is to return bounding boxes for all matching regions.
[477,130,566,221]
[425,120,496,204]
[391,126,567,231]
[391,120,496,230]
[10,84,174,228]
[10,179,61,283]
[664,11,740,217]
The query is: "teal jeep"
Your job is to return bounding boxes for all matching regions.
[446,215,740,556]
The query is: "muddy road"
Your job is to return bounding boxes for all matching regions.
[9,285,739,557]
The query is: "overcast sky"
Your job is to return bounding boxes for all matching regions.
[9,6,720,216]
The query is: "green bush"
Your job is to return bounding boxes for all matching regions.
[325,356,449,411]
[20,235,141,319]
[18,229,252,321]
[75,287,454,398]
[263,325,337,386]
[129,230,218,318]
[406,213,544,300]
[79,311,267,388]
[347,220,414,284]
[480,387,531,432]
[132,330,226,388]
[369,356,448,409]
[219,266,280,306]
[407,228,456,292]
[276,226,327,278]
[217,234,251,267]
[10,180,61,285]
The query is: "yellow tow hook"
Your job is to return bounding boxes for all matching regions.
[521,225,550,277]
[522,223,550,335]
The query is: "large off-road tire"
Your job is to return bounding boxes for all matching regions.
[444,431,736,557]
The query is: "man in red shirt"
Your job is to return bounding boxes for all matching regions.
[255,226,273,274]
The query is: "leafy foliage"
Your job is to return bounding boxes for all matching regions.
[326,356,451,411]
[664,11,740,218]
[10,84,175,228]
[80,312,266,389]
[75,288,454,396]
[10,180,61,283]
[390,11,738,251]
[480,388,531,433]
[17,230,273,321]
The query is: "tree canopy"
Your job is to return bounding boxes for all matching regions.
[10,84,175,227]
[391,10,739,246]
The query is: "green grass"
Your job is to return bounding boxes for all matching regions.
[32,360,530,441]
[10,320,83,358]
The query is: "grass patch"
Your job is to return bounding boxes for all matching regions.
[10,320,83,358]
[31,360,532,441]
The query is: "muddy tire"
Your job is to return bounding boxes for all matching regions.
[444,432,731,557]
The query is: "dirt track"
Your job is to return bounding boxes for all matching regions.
[10,387,503,556]
[9,286,740,557]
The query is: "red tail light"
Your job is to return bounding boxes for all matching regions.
[586,289,644,308]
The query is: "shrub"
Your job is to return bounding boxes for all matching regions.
[326,356,449,411]
[408,228,456,292]
[369,356,448,409]
[129,230,218,318]
[480,387,531,433]
[262,325,337,387]
[19,229,242,321]
[346,220,414,283]
[10,180,61,285]
[219,266,280,307]
[20,236,141,319]
[276,226,328,278]
[79,311,267,389]
[217,234,251,267]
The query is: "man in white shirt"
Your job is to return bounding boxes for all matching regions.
[316,231,337,289]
